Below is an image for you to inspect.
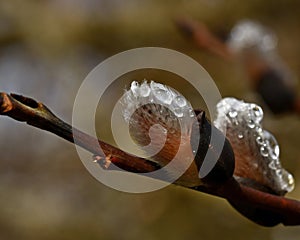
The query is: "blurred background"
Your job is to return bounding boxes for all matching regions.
[0,0,300,239]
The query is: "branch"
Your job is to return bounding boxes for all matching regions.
[1,92,300,226]
[0,93,159,173]
[175,17,233,60]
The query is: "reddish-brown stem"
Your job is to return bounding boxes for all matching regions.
[1,92,300,226]
[175,17,233,61]
[194,178,300,226]
[0,93,160,173]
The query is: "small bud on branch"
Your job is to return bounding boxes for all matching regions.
[0,92,300,226]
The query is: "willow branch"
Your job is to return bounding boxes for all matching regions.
[0,93,159,173]
[1,92,300,226]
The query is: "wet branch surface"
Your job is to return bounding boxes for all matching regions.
[1,92,300,226]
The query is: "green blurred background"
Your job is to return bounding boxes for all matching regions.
[0,0,300,239]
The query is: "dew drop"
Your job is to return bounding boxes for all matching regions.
[174,108,184,117]
[263,130,280,158]
[268,161,277,170]
[282,172,295,192]
[228,110,238,118]
[256,135,264,145]
[152,89,173,105]
[150,81,167,91]
[250,104,263,123]
[173,95,187,108]
[270,152,279,160]
[238,133,244,139]
[256,126,263,134]
[247,119,256,128]
[260,145,269,157]
[275,169,282,175]
[139,82,151,97]
[189,109,195,117]
[130,81,140,96]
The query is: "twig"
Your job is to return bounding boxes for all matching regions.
[0,93,160,173]
[1,92,300,226]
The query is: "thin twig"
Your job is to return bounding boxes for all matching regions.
[1,92,300,226]
[0,93,160,173]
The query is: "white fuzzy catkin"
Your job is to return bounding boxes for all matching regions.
[214,97,294,195]
[120,81,295,193]
[121,80,196,136]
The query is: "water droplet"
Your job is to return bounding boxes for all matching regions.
[174,108,184,117]
[256,135,264,145]
[256,126,263,134]
[270,152,279,160]
[250,104,263,123]
[228,110,238,118]
[275,169,282,175]
[263,130,280,158]
[173,95,187,108]
[268,161,277,170]
[150,81,167,91]
[282,172,295,192]
[260,145,269,157]
[247,119,256,128]
[130,81,140,96]
[139,82,150,97]
[152,89,173,104]
[189,109,195,117]
[238,133,244,139]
